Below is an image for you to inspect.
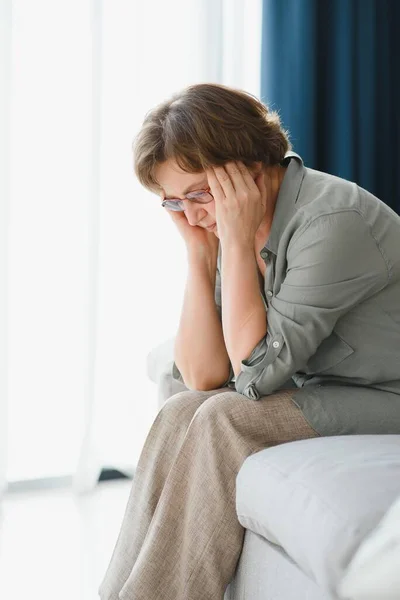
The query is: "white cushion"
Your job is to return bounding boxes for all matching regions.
[337,491,400,599]
[236,435,400,597]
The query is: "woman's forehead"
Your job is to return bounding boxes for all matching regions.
[155,159,207,195]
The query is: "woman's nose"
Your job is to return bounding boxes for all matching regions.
[183,201,205,226]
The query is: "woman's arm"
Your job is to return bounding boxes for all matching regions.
[220,240,267,378]
[174,246,232,390]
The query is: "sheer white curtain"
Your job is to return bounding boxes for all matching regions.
[1,0,262,497]
[0,0,12,501]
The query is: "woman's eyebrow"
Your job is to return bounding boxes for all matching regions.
[164,180,208,199]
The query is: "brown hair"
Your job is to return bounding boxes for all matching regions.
[133,82,291,194]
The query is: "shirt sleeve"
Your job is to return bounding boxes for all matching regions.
[171,250,235,389]
[234,210,389,400]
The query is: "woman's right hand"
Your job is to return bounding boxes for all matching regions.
[166,208,220,256]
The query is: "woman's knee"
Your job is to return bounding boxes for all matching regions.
[190,388,317,444]
[161,388,222,422]
[192,390,246,425]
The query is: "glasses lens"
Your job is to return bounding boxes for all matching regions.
[186,191,213,204]
[162,191,213,211]
[162,200,184,211]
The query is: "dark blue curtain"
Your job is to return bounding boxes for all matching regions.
[261,0,400,214]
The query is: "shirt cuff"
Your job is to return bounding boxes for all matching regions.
[234,331,285,399]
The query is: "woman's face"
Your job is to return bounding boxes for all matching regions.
[155,158,264,238]
[155,158,219,234]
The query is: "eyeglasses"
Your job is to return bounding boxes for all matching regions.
[161,187,214,212]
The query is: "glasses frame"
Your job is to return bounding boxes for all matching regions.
[161,186,214,212]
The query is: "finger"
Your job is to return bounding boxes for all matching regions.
[222,161,248,194]
[212,164,236,198]
[255,169,265,189]
[206,167,225,200]
[233,160,257,191]
[255,171,267,203]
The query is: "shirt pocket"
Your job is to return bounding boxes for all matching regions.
[303,330,355,375]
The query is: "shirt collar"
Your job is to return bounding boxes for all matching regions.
[264,151,305,255]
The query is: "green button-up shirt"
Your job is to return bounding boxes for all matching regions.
[174,152,400,435]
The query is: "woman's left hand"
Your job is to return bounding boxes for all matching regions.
[206,161,268,248]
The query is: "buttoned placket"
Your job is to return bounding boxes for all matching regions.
[261,250,275,307]
[263,251,281,349]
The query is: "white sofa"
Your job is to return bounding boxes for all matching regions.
[147,337,400,600]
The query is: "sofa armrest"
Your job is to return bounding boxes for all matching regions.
[146,336,190,408]
[146,336,176,384]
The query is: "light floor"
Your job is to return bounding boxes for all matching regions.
[0,479,133,600]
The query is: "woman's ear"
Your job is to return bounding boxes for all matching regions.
[249,161,263,179]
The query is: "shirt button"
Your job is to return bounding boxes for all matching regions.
[267,290,273,297]
[260,249,269,260]
[272,341,280,348]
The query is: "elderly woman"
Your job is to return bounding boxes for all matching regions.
[99,83,400,600]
